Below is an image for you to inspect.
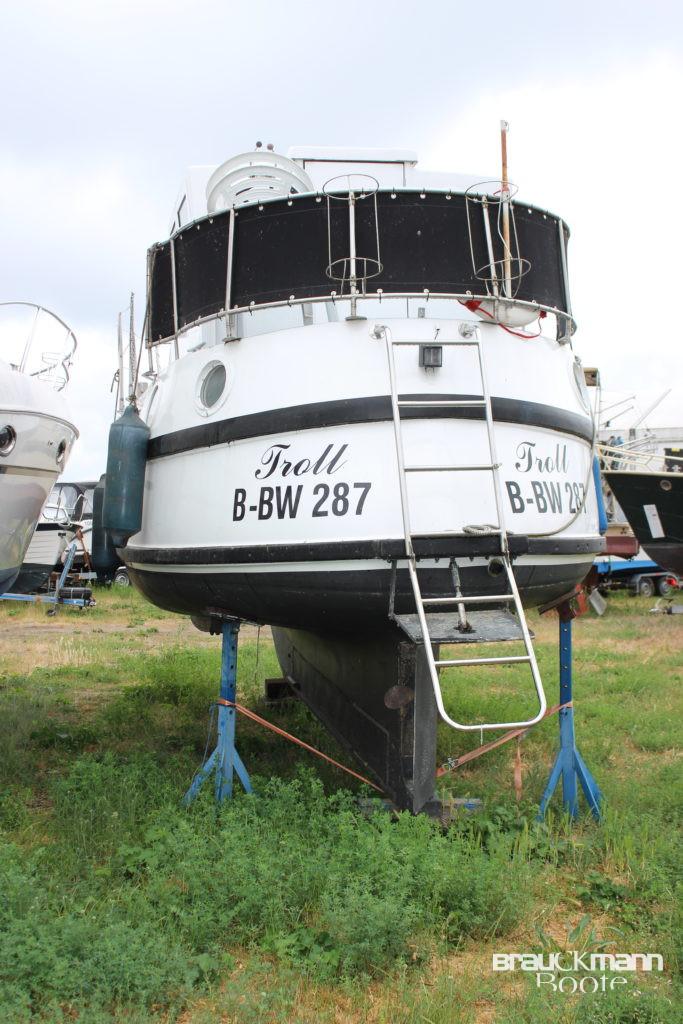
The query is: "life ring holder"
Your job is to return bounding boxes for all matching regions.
[323,175,383,314]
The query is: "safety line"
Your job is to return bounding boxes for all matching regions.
[216,698,383,792]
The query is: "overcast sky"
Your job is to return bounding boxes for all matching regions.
[2,1,682,478]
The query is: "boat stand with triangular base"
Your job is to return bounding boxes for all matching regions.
[538,602,602,820]
[183,618,253,805]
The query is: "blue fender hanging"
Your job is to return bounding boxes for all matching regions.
[102,405,150,549]
[91,472,119,576]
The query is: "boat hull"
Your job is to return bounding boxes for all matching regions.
[0,359,78,594]
[603,470,683,574]
[126,548,597,631]
[271,622,438,809]
[122,317,602,625]
[0,565,21,594]
[12,522,73,594]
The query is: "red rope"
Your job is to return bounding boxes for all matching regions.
[216,698,383,792]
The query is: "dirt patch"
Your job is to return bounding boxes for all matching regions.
[0,611,269,677]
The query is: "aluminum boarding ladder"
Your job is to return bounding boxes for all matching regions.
[382,325,547,732]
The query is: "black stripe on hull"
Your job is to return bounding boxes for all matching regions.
[123,534,604,567]
[127,559,594,632]
[148,393,594,460]
[603,471,683,574]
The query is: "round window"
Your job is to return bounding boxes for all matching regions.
[660,479,672,492]
[0,424,16,456]
[195,360,230,416]
[201,363,226,408]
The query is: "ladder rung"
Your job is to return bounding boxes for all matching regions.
[405,464,495,472]
[435,655,532,668]
[422,594,515,605]
[397,400,487,409]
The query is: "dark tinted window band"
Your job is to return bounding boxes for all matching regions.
[149,191,569,341]
[147,393,593,460]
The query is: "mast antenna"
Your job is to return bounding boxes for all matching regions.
[116,311,125,417]
[128,293,136,403]
[500,120,512,298]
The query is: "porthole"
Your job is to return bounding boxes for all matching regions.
[201,363,226,407]
[195,359,231,417]
[0,424,16,456]
[660,479,672,492]
[56,439,68,467]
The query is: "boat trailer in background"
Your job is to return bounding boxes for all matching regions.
[184,596,602,822]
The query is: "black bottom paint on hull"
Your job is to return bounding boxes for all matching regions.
[603,471,683,575]
[0,565,20,597]
[11,563,54,595]
[127,560,594,632]
[641,543,683,576]
[272,623,438,812]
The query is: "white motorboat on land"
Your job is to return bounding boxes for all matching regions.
[0,303,78,595]
[99,137,605,810]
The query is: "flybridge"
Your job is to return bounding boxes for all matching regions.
[150,145,573,346]
[170,148,420,229]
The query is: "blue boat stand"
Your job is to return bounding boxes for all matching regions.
[538,604,602,820]
[183,618,253,805]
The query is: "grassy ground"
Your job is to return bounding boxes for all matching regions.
[0,587,680,1023]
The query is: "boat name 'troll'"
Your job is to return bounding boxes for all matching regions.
[515,440,569,475]
[255,442,348,480]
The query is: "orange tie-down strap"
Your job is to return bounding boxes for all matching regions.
[216,698,383,792]
[436,701,573,778]
[217,698,572,791]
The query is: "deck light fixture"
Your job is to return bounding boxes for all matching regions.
[419,344,442,369]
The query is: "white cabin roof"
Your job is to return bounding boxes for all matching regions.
[287,146,418,164]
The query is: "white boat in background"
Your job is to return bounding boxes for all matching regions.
[0,303,79,595]
[12,522,75,594]
[597,409,683,576]
[43,479,96,563]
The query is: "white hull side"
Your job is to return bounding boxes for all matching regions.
[22,524,72,567]
[0,362,78,592]
[133,317,599,551]
[123,317,600,624]
[135,418,596,551]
